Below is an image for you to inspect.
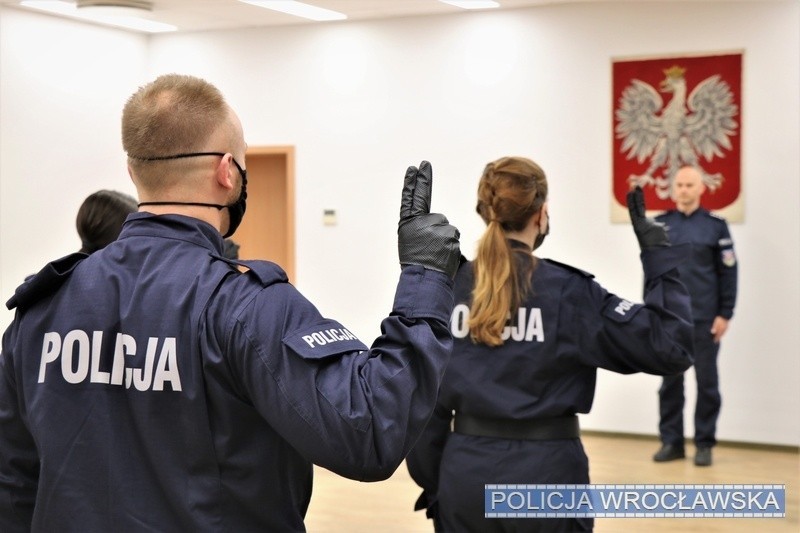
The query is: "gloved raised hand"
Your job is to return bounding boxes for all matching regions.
[398,161,461,278]
[627,186,670,249]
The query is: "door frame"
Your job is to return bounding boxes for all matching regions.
[244,145,295,282]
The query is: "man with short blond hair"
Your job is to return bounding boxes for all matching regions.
[0,73,461,531]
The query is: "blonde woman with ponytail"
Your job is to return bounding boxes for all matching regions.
[407,156,695,533]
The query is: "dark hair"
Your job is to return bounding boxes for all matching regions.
[76,190,138,254]
[222,239,240,260]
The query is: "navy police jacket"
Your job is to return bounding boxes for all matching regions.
[0,213,454,532]
[407,240,694,505]
[655,208,738,320]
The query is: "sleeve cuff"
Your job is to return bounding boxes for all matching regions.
[640,244,690,280]
[392,265,454,322]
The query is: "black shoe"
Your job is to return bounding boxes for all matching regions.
[694,447,713,466]
[653,443,685,462]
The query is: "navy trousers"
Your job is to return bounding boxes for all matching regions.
[436,433,593,532]
[658,320,722,448]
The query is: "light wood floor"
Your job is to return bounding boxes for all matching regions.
[304,432,798,532]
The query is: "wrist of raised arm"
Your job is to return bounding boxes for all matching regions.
[393,265,454,322]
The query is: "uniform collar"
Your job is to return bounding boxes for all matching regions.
[118,212,225,254]
[677,207,708,219]
[508,238,533,253]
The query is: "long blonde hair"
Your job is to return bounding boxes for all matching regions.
[469,156,548,346]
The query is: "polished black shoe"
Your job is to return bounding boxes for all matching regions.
[694,447,713,466]
[653,443,685,462]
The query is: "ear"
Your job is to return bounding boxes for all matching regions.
[214,154,236,191]
[536,202,549,235]
[538,202,548,224]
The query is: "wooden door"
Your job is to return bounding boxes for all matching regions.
[233,146,295,282]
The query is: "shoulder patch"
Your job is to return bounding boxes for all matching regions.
[541,258,594,278]
[284,320,369,360]
[721,249,737,267]
[604,297,643,323]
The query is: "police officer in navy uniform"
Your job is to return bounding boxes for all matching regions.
[0,74,461,532]
[406,156,694,532]
[652,165,738,467]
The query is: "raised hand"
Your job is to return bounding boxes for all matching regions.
[398,161,461,278]
[627,186,670,249]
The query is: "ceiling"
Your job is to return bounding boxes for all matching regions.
[0,0,583,33]
[0,0,776,34]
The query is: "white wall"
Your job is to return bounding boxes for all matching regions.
[0,8,147,313]
[1,2,798,446]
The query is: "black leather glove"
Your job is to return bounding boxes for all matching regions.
[398,161,461,278]
[627,186,670,249]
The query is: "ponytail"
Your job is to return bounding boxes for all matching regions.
[468,157,547,346]
[469,221,517,346]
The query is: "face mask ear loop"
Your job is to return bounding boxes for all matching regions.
[137,201,225,210]
[131,153,230,210]
[130,151,247,238]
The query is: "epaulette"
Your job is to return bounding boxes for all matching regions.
[6,252,88,311]
[541,258,594,278]
[210,253,289,287]
[708,211,728,222]
[239,260,289,287]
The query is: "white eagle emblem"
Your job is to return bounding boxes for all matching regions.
[615,65,739,199]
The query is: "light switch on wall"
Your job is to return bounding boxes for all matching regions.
[323,209,337,226]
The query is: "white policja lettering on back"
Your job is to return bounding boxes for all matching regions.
[38,330,182,392]
[450,304,544,342]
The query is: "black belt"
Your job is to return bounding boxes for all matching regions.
[453,414,580,441]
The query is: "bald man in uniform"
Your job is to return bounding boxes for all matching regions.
[652,165,738,466]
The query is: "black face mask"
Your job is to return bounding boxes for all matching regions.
[534,213,549,250]
[135,152,247,238]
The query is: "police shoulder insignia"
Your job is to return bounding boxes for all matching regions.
[284,320,369,360]
[721,249,737,267]
[604,297,643,323]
